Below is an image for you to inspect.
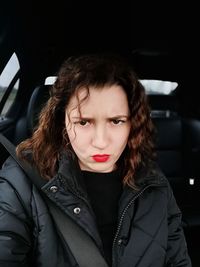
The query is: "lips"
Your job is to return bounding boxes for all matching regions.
[92,154,110,162]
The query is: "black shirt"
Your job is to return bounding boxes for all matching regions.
[82,168,123,265]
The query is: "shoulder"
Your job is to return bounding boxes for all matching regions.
[136,160,168,187]
[0,156,32,188]
[0,156,34,212]
[136,161,177,204]
[0,156,51,222]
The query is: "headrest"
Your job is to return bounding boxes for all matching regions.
[26,84,50,135]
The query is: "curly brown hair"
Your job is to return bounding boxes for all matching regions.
[16,53,155,188]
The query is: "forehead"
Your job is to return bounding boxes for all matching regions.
[66,85,129,115]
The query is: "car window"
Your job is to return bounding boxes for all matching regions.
[0,53,20,116]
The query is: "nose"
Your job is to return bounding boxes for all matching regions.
[92,125,109,149]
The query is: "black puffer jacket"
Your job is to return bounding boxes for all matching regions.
[0,155,191,267]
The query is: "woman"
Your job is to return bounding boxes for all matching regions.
[0,53,191,266]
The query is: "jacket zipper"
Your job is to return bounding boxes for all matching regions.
[112,184,154,266]
[61,174,166,266]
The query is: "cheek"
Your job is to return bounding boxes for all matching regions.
[67,128,90,152]
[113,127,130,145]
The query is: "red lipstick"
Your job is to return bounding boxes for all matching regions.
[92,154,110,162]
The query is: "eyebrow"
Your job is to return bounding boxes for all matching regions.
[71,115,129,120]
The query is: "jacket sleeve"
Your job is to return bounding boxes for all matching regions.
[166,184,192,267]
[0,176,32,267]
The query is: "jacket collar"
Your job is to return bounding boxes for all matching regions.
[56,151,88,198]
[134,160,167,188]
[56,151,167,195]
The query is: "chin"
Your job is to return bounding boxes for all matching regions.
[91,163,115,173]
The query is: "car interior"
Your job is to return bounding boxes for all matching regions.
[0,2,199,266]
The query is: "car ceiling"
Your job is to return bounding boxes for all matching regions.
[1,2,199,104]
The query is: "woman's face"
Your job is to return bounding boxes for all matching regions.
[65,85,131,172]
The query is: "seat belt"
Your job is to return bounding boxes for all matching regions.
[0,133,109,267]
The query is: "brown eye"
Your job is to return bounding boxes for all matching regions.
[74,119,90,126]
[79,120,88,126]
[112,119,125,125]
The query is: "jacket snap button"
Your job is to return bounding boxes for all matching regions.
[117,239,123,245]
[73,207,81,214]
[49,185,58,193]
